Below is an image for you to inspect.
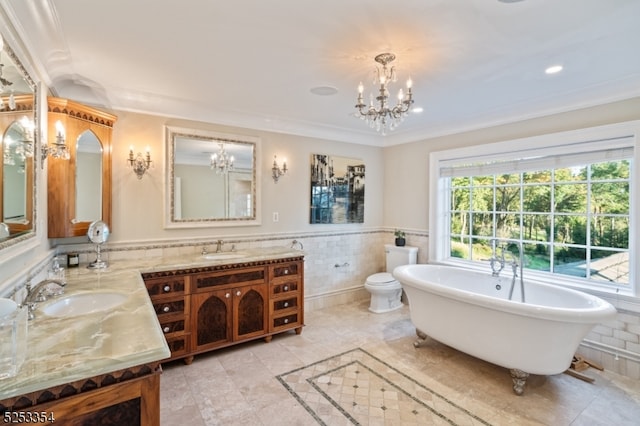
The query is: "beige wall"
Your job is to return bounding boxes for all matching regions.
[383,97,640,233]
[109,111,384,244]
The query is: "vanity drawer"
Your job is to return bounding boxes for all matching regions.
[152,297,187,318]
[159,319,185,335]
[165,335,189,359]
[271,279,299,296]
[269,262,300,280]
[272,313,300,331]
[194,267,265,291]
[144,276,186,296]
[272,296,299,312]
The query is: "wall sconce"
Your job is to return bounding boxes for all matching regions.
[41,120,70,168]
[128,146,153,179]
[272,155,288,183]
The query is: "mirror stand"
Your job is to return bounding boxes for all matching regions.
[88,244,107,269]
[87,220,109,269]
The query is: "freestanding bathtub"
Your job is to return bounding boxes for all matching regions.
[393,264,617,395]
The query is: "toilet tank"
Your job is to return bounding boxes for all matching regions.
[384,244,418,272]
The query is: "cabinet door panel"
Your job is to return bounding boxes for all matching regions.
[234,284,268,341]
[192,290,232,350]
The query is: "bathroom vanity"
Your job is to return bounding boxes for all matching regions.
[142,249,305,363]
[0,247,304,425]
[0,267,169,425]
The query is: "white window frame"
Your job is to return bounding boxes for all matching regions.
[429,120,640,304]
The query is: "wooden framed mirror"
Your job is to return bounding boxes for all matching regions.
[164,126,261,228]
[47,97,116,238]
[0,42,37,251]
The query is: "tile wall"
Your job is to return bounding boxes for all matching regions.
[6,228,637,379]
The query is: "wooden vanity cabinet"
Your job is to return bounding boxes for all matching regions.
[269,260,304,334]
[47,97,116,238]
[192,265,269,353]
[142,256,304,363]
[143,273,192,363]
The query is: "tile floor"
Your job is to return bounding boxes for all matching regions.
[159,301,640,425]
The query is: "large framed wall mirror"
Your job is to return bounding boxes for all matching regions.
[165,126,261,228]
[0,40,37,251]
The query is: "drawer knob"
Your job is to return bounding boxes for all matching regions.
[284,318,289,324]
[283,302,289,308]
[236,290,242,297]
[163,326,170,333]
[225,293,231,298]
[283,286,289,291]
[163,306,170,313]
[163,285,171,292]
[284,269,289,275]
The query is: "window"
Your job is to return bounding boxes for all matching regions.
[430,121,639,296]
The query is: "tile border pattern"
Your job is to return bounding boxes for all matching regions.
[276,347,493,426]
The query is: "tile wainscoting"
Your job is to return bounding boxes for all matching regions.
[4,228,638,380]
[51,229,429,314]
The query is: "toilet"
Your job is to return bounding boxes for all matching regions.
[364,244,418,313]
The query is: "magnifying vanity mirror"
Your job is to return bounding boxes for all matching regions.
[165,126,261,228]
[0,40,37,251]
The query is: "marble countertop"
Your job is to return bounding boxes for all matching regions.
[0,246,304,401]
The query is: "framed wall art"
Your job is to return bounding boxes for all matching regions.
[310,154,365,224]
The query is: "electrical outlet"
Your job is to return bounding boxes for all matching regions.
[273,212,279,222]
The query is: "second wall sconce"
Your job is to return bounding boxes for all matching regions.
[128,145,153,179]
[272,155,288,183]
[41,120,70,167]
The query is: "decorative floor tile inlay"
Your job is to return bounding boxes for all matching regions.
[277,348,493,426]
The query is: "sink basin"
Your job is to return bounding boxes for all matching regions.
[201,253,246,260]
[41,292,127,317]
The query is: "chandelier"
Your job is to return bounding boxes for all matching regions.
[210,142,234,174]
[0,55,16,111]
[355,53,414,135]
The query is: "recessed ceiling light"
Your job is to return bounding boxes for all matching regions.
[310,86,338,96]
[545,65,563,75]
[412,107,423,113]
[498,0,526,3]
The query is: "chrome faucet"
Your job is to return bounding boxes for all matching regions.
[216,239,224,253]
[24,279,66,320]
[489,238,525,303]
[488,239,506,277]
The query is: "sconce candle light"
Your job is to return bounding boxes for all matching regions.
[41,120,70,167]
[128,145,153,179]
[272,155,288,183]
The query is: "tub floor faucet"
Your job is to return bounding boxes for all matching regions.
[490,238,525,303]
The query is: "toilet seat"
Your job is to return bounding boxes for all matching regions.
[365,272,397,286]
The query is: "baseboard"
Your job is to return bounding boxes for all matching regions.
[305,286,369,312]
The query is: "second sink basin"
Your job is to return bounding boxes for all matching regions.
[41,292,127,318]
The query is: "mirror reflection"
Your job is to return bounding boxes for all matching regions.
[0,39,36,248]
[3,120,33,228]
[165,126,259,228]
[75,130,102,222]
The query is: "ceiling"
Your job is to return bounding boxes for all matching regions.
[2,0,640,146]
